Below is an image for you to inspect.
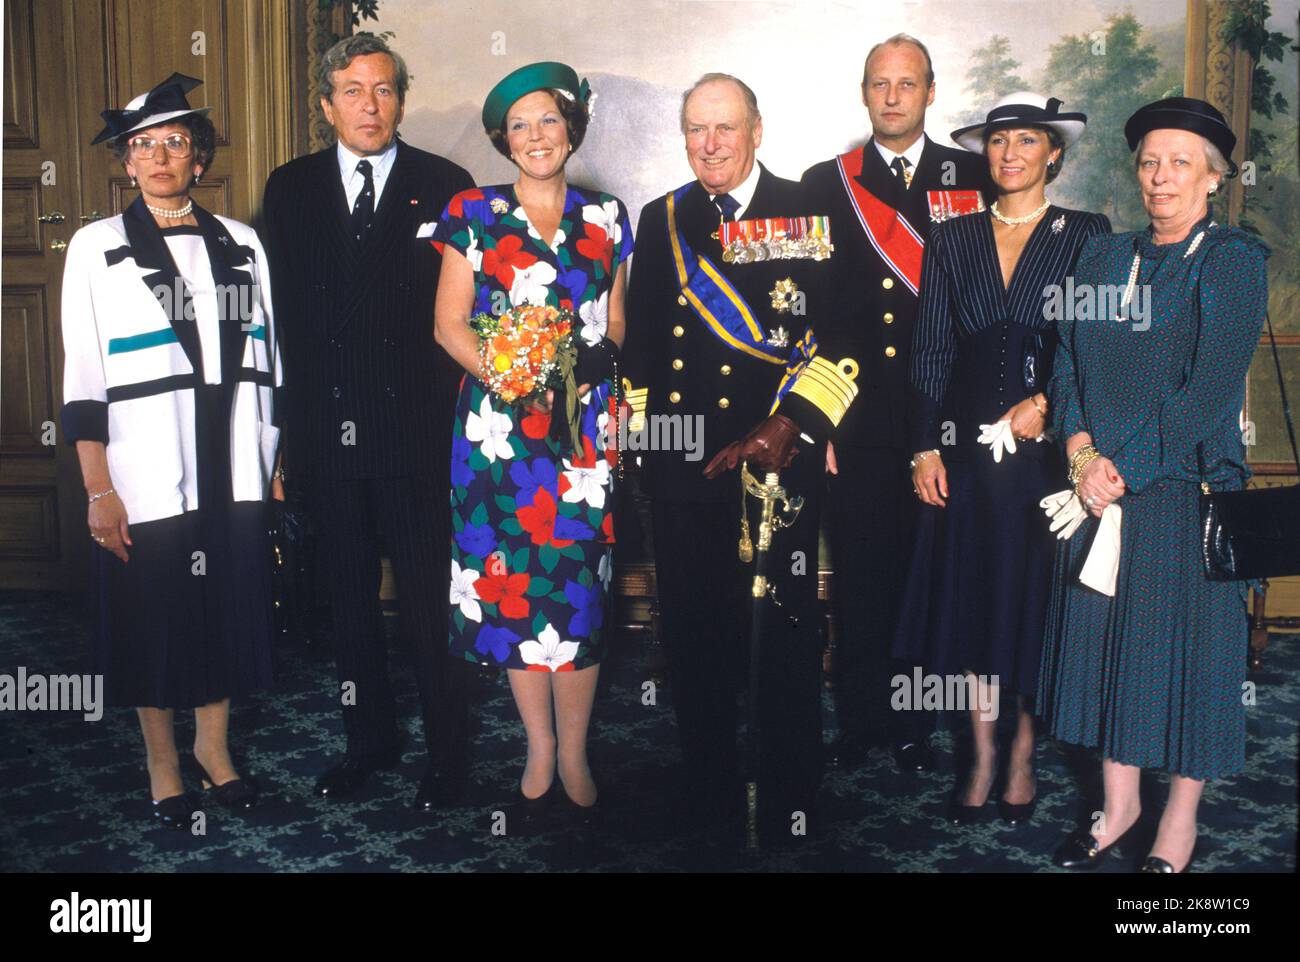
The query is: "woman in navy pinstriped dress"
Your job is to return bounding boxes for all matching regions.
[893,94,1110,826]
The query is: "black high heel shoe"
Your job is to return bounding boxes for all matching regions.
[188,757,259,811]
[560,788,600,828]
[513,782,557,830]
[151,792,197,830]
[998,771,1038,825]
[1139,841,1197,874]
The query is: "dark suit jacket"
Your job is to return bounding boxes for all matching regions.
[624,165,830,503]
[801,135,990,450]
[261,138,474,482]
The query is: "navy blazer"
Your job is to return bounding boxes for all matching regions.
[802,136,991,449]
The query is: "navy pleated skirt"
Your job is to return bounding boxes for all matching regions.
[892,445,1058,697]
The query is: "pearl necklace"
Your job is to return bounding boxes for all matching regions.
[145,200,193,219]
[990,200,1050,226]
[1115,223,1214,320]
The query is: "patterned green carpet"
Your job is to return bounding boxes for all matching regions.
[1,590,1295,872]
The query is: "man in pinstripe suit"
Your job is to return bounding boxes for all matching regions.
[261,35,475,810]
[802,34,990,773]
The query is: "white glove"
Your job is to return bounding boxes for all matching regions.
[1079,503,1123,596]
[1039,489,1086,540]
[977,419,1017,463]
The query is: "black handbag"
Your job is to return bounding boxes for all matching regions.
[1199,311,1300,581]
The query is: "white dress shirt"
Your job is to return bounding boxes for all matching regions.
[708,161,761,221]
[337,139,398,211]
[874,135,926,181]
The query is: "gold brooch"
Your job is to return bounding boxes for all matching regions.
[769,277,799,314]
[490,197,510,214]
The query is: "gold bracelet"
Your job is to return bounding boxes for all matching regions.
[1068,444,1100,486]
[909,449,941,468]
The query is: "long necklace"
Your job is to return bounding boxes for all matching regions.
[145,199,193,219]
[990,199,1049,227]
[1115,223,1213,321]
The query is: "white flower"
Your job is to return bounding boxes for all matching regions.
[464,394,514,463]
[582,200,622,248]
[518,622,580,671]
[562,455,610,509]
[523,212,565,250]
[509,260,558,308]
[597,550,613,588]
[463,226,483,271]
[578,291,609,346]
[450,560,482,622]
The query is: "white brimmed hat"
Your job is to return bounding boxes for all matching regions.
[950,92,1087,153]
[91,73,212,145]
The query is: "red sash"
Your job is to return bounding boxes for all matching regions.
[835,149,925,295]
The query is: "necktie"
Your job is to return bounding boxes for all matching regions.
[351,159,375,245]
[714,192,741,222]
[890,156,914,191]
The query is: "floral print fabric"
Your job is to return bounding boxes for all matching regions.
[434,184,633,670]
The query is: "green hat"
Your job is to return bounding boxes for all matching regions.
[481,61,592,131]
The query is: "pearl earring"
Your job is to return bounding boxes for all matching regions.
[130,175,137,187]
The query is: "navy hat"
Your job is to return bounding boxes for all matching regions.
[951,92,1087,153]
[482,62,591,132]
[1123,97,1238,177]
[91,73,211,145]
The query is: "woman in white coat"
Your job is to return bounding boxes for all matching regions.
[62,74,283,827]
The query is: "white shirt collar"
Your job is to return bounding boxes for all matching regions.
[874,134,926,172]
[708,161,760,220]
[336,139,398,185]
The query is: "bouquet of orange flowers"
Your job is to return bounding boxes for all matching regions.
[470,305,582,453]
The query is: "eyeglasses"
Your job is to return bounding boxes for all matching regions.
[126,133,194,159]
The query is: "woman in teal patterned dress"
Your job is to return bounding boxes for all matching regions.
[433,63,632,816]
[1039,99,1268,873]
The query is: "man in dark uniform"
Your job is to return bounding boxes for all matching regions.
[624,74,857,848]
[261,35,475,809]
[801,34,990,772]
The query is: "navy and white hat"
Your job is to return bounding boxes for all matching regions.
[1123,97,1239,177]
[951,92,1087,153]
[90,73,211,145]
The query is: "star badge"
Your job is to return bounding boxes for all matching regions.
[218,236,229,245]
[490,197,510,214]
[766,325,790,348]
[769,277,798,314]
[1050,214,1066,234]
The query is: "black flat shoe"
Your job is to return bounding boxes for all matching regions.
[510,783,557,833]
[560,790,600,828]
[1139,847,1195,874]
[1053,819,1141,870]
[314,748,401,799]
[151,792,197,830]
[414,762,470,812]
[997,795,1037,825]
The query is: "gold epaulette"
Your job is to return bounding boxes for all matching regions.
[788,356,859,427]
[622,378,648,433]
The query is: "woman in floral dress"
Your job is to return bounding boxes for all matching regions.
[433,62,632,816]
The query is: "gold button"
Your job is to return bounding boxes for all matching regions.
[883,312,895,324]
[720,364,732,375]
[718,397,730,409]
[677,295,687,306]
[672,358,684,370]
[885,346,896,358]
[669,391,682,403]
[882,277,894,290]
[672,325,685,337]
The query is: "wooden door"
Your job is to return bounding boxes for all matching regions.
[1,0,296,590]
[1,0,83,590]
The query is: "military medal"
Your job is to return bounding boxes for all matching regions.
[927,190,986,223]
[720,216,833,263]
[769,277,798,314]
[765,325,789,348]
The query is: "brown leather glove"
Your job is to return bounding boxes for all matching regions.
[703,414,803,479]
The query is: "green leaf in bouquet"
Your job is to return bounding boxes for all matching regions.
[526,576,553,596]
[494,494,517,513]
[470,502,488,527]
[490,460,503,484]
[512,547,530,571]
[500,518,523,536]
[539,543,560,572]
